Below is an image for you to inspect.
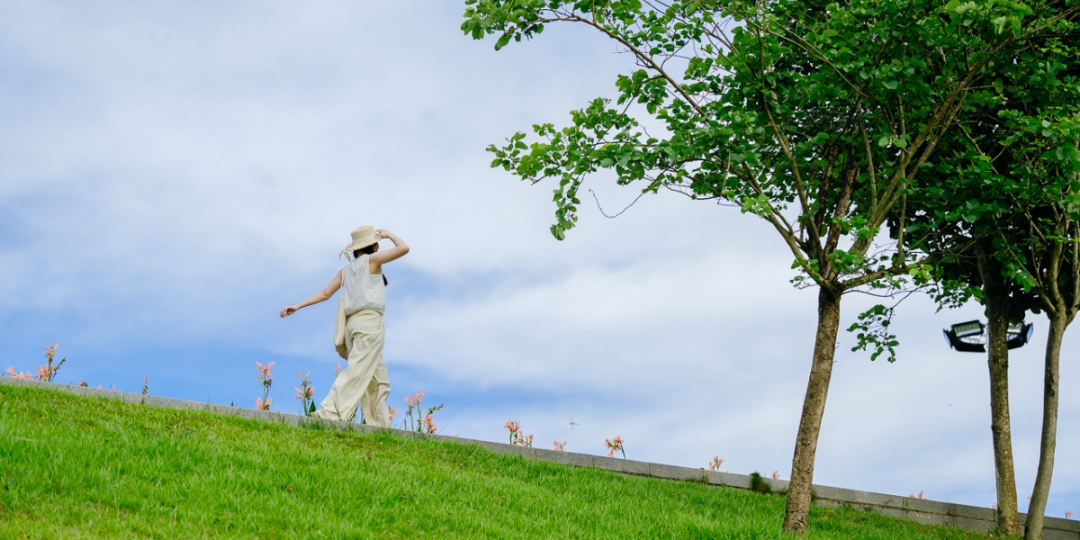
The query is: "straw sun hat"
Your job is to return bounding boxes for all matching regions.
[340,225,379,258]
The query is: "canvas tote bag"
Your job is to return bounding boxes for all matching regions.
[333,297,348,359]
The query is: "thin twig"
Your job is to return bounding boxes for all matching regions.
[590,189,648,219]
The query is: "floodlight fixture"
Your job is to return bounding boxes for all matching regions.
[942,320,1034,353]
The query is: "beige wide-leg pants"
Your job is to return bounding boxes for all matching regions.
[315,309,391,426]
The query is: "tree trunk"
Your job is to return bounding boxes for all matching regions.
[1024,312,1066,540]
[977,242,1022,536]
[782,286,842,533]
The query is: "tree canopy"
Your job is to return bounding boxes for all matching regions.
[908,28,1080,536]
[463,0,1079,532]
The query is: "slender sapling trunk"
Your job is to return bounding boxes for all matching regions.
[1024,312,1067,540]
[977,241,1022,536]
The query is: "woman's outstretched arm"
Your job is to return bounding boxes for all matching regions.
[280,270,342,318]
[369,229,409,274]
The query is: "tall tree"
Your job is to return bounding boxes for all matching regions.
[925,243,1033,534]
[914,72,1080,538]
[462,0,1077,532]
[1023,177,1080,540]
[976,43,1080,540]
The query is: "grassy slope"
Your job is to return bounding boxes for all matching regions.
[0,384,993,539]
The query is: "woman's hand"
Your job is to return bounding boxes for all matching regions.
[280,306,299,318]
[370,229,409,266]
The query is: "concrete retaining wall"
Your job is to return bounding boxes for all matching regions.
[4,377,1078,538]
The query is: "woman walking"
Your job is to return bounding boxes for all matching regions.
[280,226,409,425]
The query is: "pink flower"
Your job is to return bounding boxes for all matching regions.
[334,363,342,376]
[36,366,49,380]
[553,441,566,452]
[44,344,58,361]
[772,471,781,480]
[1066,511,1074,519]
[422,415,437,434]
[6,367,32,380]
[708,456,724,471]
[405,395,416,407]
[604,436,625,458]
[388,406,398,421]
[293,372,314,412]
[256,397,273,411]
[504,421,527,445]
[255,362,275,382]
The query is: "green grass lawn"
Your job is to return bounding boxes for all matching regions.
[1,384,998,539]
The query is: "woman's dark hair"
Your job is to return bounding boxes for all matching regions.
[353,245,377,257]
[353,245,389,286]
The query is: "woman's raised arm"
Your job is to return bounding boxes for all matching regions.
[369,229,409,272]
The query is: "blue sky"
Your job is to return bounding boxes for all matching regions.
[1,0,1077,517]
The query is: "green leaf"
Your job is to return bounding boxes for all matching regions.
[494,33,513,51]
[550,224,565,241]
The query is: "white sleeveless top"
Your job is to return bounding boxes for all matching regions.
[342,254,385,316]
